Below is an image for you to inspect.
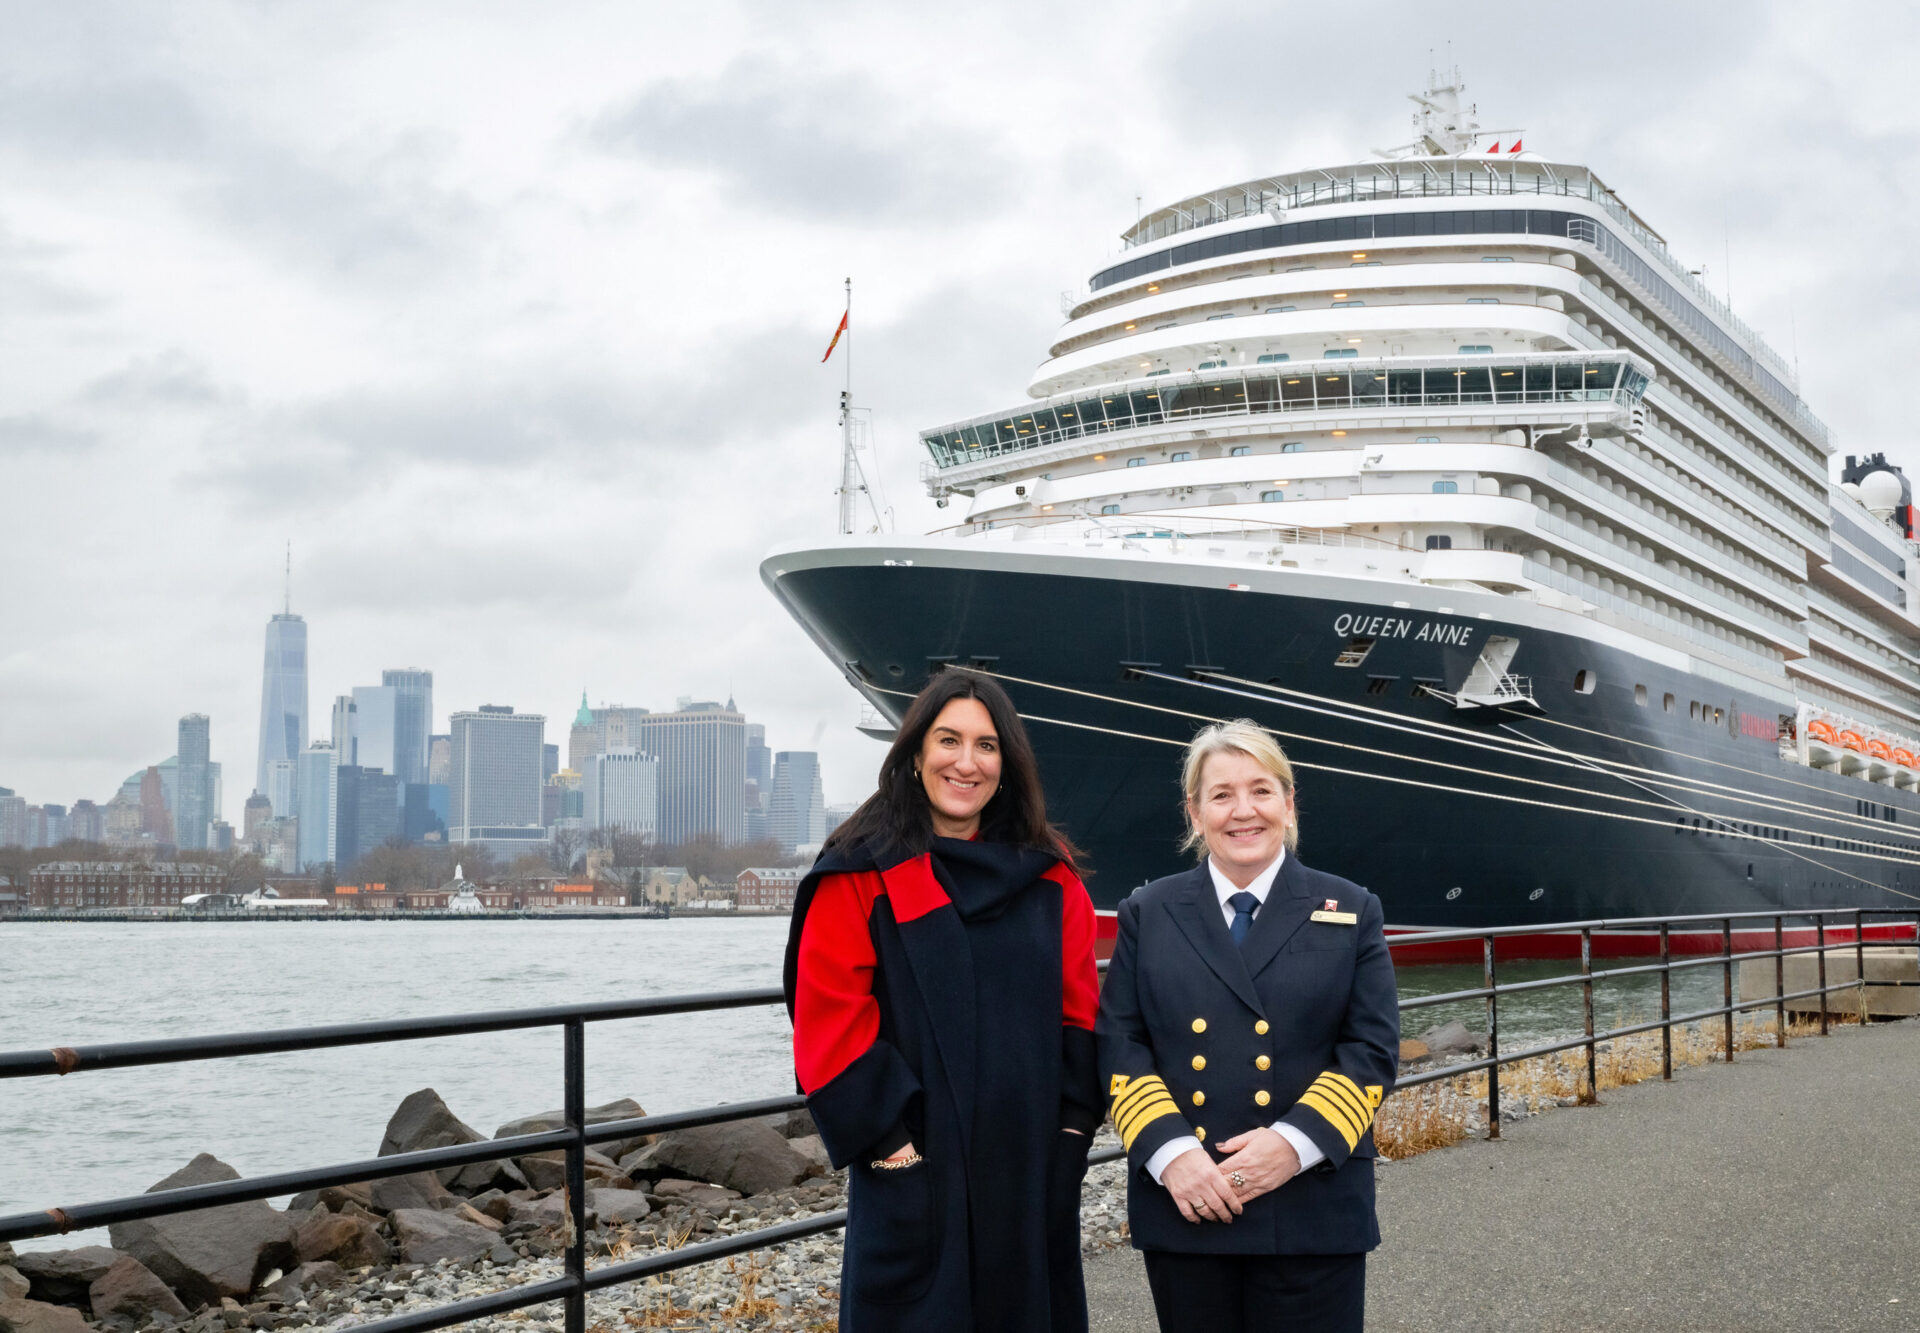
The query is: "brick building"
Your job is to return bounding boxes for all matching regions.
[29,861,228,909]
[735,867,803,911]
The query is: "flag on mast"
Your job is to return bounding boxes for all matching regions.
[821,309,849,362]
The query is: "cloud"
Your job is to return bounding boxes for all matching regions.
[587,59,1013,221]
[0,72,204,161]
[0,415,97,453]
[81,351,228,410]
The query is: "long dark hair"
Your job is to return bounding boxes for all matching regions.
[826,669,1078,865]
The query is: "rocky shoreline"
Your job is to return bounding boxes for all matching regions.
[0,1089,1133,1333]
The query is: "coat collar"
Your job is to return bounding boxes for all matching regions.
[1164,863,1264,1017]
[1239,853,1317,981]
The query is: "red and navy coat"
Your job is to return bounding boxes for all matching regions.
[784,835,1102,1333]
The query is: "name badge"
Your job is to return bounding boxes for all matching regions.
[1310,910,1358,925]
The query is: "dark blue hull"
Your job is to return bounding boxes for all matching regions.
[770,555,1920,927]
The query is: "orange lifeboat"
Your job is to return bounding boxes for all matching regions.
[1894,747,1916,769]
[1838,728,1867,753]
[1808,718,1839,744]
[1869,737,1894,760]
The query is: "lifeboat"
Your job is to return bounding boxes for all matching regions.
[1808,718,1839,744]
[1838,727,1867,753]
[1869,737,1894,761]
[1895,747,1916,769]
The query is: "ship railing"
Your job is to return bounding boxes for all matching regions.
[2,909,1910,1331]
[927,509,1420,553]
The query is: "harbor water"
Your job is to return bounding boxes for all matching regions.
[0,919,1734,1249]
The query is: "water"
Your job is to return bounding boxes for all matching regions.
[0,922,1740,1251]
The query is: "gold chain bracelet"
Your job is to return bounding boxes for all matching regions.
[870,1151,923,1170]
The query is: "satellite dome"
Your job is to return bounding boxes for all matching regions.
[1859,469,1904,518]
[1841,481,1864,501]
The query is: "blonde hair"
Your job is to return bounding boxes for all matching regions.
[1179,719,1300,855]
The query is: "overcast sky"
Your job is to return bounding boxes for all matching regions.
[4,1,1918,817]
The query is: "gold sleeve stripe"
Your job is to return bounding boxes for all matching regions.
[1313,1074,1374,1131]
[1114,1091,1176,1136]
[1306,1084,1366,1139]
[1319,1069,1371,1110]
[1111,1075,1170,1124]
[1297,1090,1362,1150]
[1116,1096,1181,1150]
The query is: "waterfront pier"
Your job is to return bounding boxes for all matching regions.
[1087,1017,1920,1332]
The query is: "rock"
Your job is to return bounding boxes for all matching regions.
[772,1108,817,1140]
[504,1194,597,1233]
[443,1156,528,1197]
[448,1203,502,1233]
[12,1248,122,1306]
[0,1298,92,1333]
[293,1211,390,1270]
[368,1172,455,1214]
[0,1272,24,1305]
[644,1121,818,1196]
[650,1179,742,1212]
[387,1209,502,1267]
[588,1189,652,1226]
[257,1262,343,1305]
[465,1190,512,1223]
[616,1142,663,1180]
[378,1088,482,1159]
[88,1256,188,1328]
[108,1154,298,1311]
[1417,1019,1482,1056]
[284,1183,372,1215]
[495,1099,649,1161]
[1398,1038,1430,1063]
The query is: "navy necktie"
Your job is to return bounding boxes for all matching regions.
[1227,891,1260,946]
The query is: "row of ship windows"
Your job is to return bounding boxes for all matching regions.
[1155,345,1500,376]
[1181,290,1506,322]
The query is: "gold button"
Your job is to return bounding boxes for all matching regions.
[1192,1091,1205,1106]
[1191,1055,1206,1071]
[1254,1020,1270,1035]
[1255,1090,1271,1107]
[1256,1055,1271,1071]
[1192,1018,1207,1034]
[1195,1125,1206,1141]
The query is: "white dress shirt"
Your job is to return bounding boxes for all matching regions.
[1143,849,1328,1185]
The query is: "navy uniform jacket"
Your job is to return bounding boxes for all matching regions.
[1095,855,1398,1255]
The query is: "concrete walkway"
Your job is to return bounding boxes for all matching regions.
[1087,1019,1920,1332]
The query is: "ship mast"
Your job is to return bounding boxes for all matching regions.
[836,277,868,535]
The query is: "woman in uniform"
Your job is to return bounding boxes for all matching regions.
[1096,719,1398,1333]
[783,669,1102,1332]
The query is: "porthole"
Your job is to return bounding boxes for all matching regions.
[1574,669,1596,694]
[1634,684,1648,706]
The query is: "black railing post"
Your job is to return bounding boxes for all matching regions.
[1483,934,1500,1140]
[1774,915,1787,1049]
[564,1017,587,1333]
[1580,927,1597,1104]
[1660,922,1672,1080]
[1856,908,1868,1024]
[1721,918,1734,1064]
[1816,915,1830,1037]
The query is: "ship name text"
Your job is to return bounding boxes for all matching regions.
[1332,612,1476,647]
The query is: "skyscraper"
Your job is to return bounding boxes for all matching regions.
[448,706,545,841]
[349,685,398,775]
[255,598,309,811]
[0,790,26,848]
[334,765,399,871]
[583,749,659,836]
[769,751,826,855]
[633,699,746,845]
[242,791,273,842]
[567,692,596,773]
[745,724,771,843]
[138,767,172,842]
[383,670,434,786]
[330,695,358,767]
[295,742,338,870]
[176,714,212,850]
[68,799,103,844]
[264,760,296,822]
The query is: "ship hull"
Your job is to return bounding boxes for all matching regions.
[765,540,1920,953]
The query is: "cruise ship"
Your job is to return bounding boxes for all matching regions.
[763,73,1920,949]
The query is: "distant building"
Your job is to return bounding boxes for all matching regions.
[583,749,659,835]
[264,759,296,822]
[256,608,309,802]
[243,791,274,841]
[0,790,26,848]
[334,766,399,871]
[736,866,803,911]
[176,714,213,850]
[635,866,712,907]
[544,743,559,784]
[349,685,399,775]
[427,735,451,786]
[330,695,358,766]
[250,815,299,873]
[745,724,771,843]
[33,803,69,848]
[449,706,545,845]
[567,692,598,774]
[138,766,173,844]
[102,792,143,846]
[68,799,104,844]
[402,783,448,844]
[383,669,434,787]
[543,769,584,827]
[769,751,827,856]
[295,742,338,870]
[824,802,859,841]
[634,699,746,845]
[210,820,234,853]
[29,861,227,910]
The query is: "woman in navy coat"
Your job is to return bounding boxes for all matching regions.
[1096,720,1399,1333]
[783,669,1102,1332]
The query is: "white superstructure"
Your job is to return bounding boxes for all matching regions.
[911,71,1920,787]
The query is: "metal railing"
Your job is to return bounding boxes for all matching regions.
[1386,907,1918,1135]
[2,907,1910,1332]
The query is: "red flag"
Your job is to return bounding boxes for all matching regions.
[821,310,848,362]
[1508,139,1523,153]
[1487,141,1501,154]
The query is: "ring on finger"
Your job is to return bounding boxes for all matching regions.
[1229,1170,1247,1190]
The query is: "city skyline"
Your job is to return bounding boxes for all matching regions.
[3,5,1914,823]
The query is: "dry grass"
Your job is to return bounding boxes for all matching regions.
[1376,984,1873,1161]
[721,1255,780,1320]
